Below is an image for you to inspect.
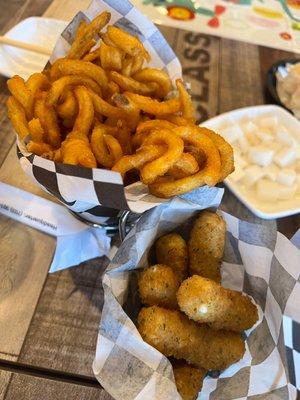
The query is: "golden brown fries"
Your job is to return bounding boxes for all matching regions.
[188,211,226,282]
[172,361,206,400]
[177,276,258,332]
[138,264,180,309]
[138,306,245,371]
[155,233,188,280]
[6,10,234,198]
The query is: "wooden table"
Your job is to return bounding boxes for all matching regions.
[0,1,299,398]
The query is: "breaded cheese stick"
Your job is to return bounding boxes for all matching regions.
[138,264,180,309]
[155,233,188,280]
[137,306,245,371]
[173,360,206,400]
[177,275,258,332]
[188,211,226,282]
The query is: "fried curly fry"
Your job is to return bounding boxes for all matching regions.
[112,144,164,176]
[177,275,258,332]
[67,11,111,59]
[99,42,123,71]
[110,71,158,96]
[124,92,181,116]
[148,126,221,198]
[133,119,176,148]
[89,90,129,121]
[46,75,102,106]
[50,59,108,90]
[28,118,44,142]
[163,115,190,126]
[61,136,97,168]
[34,92,61,148]
[112,93,140,130]
[6,96,30,139]
[168,153,199,179]
[138,306,245,371]
[57,91,78,120]
[200,127,235,181]
[138,264,180,309]
[91,123,123,168]
[176,79,196,123]
[26,72,50,118]
[72,86,94,137]
[155,233,188,280]
[188,211,226,282]
[173,361,206,400]
[133,68,172,98]
[7,76,31,118]
[139,129,184,184]
[26,141,54,155]
[106,26,150,62]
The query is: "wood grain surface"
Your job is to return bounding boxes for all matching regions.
[0,0,299,397]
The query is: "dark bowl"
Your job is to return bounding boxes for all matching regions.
[266,58,300,110]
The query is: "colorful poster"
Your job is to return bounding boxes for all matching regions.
[131,0,300,52]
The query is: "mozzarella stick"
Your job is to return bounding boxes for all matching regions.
[138,306,245,371]
[155,233,188,280]
[188,211,226,282]
[138,264,180,309]
[173,361,206,400]
[177,275,258,332]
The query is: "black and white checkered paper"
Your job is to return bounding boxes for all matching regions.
[93,196,300,400]
[17,0,182,219]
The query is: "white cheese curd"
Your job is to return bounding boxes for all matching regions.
[248,146,274,167]
[277,169,297,187]
[276,127,295,146]
[237,135,250,154]
[255,128,273,142]
[256,179,279,202]
[274,147,297,167]
[242,121,257,134]
[220,124,244,144]
[277,183,298,200]
[263,164,279,182]
[242,165,265,186]
[258,116,278,129]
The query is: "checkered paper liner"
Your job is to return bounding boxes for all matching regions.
[17,0,182,218]
[93,198,300,400]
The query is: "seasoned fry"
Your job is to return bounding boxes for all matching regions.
[99,42,123,71]
[138,264,180,309]
[133,68,172,98]
[28,118,44,142]
[50,59,108,89]
[110,71,158,96]
[173,361,206,400]
[176,79,196,123]
[177,275,259,332]
[89,90,129,121]
[6,96,30,139]
[26,72,50,118]
[106,26,150,62]
[61,136,97,168]
[112,144,164,176]
[155,233,188,280]
[124,92,181,116]
[57,91,78,120]
[26,141,53,155]
[67,11,111,59]
[46,75,102,106]
[133,119,176,147]
[91,124,123,168]
[72,86,94,137]
[168,153,199,179]
[139,130,184,184]
[7,76,31,118]
[138,306,245,370]
[188,211,226,282]
[34,92,61,148]
[200,127,235,182]
[112,93,140,130]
